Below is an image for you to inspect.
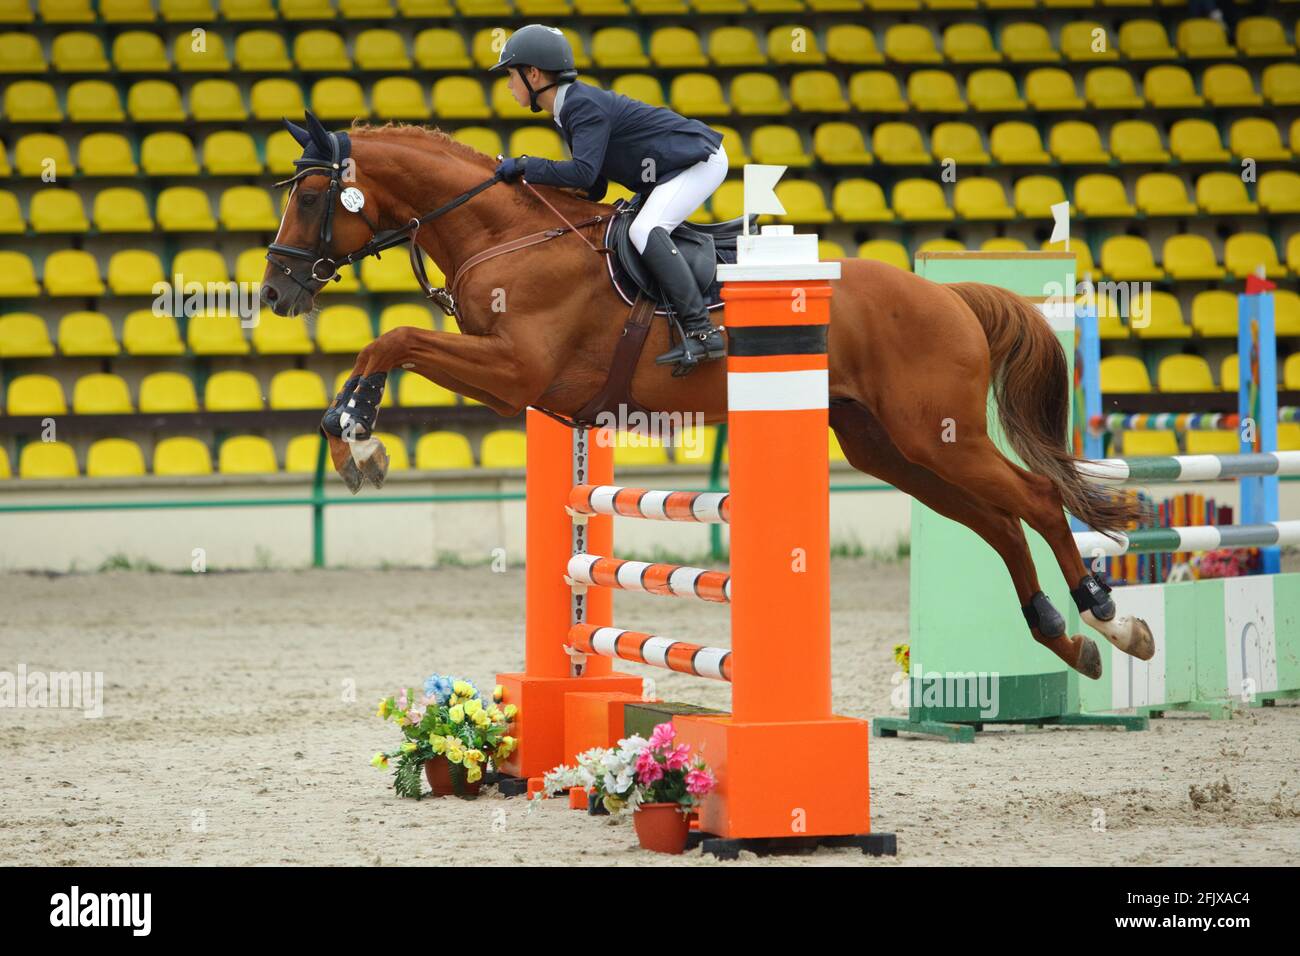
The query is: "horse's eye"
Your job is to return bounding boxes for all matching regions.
[301,193,317,207]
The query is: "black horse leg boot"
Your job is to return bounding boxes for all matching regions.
[642,226,725,374]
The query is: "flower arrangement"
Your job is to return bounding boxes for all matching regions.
[371,675,516,800]
[1196,548,1259,580]
[893,642,910,675]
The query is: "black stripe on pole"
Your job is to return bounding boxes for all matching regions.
[726,325,828,357]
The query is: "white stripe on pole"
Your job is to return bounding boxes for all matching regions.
[639,636,677,669]
[639,489,671,519]
[727,369,829,412]
[1171,456,1226,482]
[616,560,651,590]
[587,485,619,515]
[693,646,730,680]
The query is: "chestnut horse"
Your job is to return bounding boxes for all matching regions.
[259,119,1154,681]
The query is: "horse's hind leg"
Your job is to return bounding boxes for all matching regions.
[830,401,1102,679]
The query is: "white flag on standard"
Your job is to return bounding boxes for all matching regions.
[1050,200,1070,249]
[741,164,787,235]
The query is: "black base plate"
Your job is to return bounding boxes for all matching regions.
[685,831,898,860]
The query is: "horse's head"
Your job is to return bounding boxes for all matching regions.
[260,111,379,317]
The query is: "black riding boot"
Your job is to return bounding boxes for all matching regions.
[642,226,725,374]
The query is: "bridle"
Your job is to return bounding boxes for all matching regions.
[265,128,506,297]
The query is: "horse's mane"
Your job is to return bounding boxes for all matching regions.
[347,122,606,215]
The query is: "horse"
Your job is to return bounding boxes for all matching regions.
[258,113,1154,681]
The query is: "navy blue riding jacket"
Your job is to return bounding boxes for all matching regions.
[521,81,723,202]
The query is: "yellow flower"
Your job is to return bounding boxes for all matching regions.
[497,736,516,758]
[493,685,504,703]
[464,698,483,717]
[370,752,388,769]
[603,795,624,813]
[503,704,518,721]
[467,749,484,763]
[376,699,390,719]
[466,764,483,783]
[446,747,464,765]
[453,680,474,698]
[472,712,490,729]
[487,706,504,722]
[448,704,465,724]
[429,735,447,754]
[400,741,417,754]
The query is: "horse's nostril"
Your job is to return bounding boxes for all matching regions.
[260,284,278,306]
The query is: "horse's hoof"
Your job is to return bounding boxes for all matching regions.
[1082,610,1156,662]
[1077,636,1102,681]
[1126,616,1156,661]
[356,440,390,489]
[338,458,364,494]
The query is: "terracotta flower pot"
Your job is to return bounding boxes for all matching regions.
[633,802,691,854]
[424,756,483,799]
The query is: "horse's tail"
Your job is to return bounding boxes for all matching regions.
[947,282,1144,537]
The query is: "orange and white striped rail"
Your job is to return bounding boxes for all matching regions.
[567,624,733,682]
[567,553,731,602]
[568,484,730,524]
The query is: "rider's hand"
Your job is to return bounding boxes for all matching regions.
[495,156,528,181]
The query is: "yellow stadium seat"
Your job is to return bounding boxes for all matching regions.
[252,312,312,354]
[220,186,279,231]
[1164,234,1225,280]
[14,133,71,177]
[222,0,277,18]
[729,73,784,114]
[172,248,229,285]
[819,239,847,259]
[991,122,1051,164]
[44,250,105,296]
[0,191,25,233]
[0,0,36,20]
[776,180,833,222]
[751,126,809,166]
[295,29,350,70]
[480,430,527,468]
[714,126,749,166]
[614,438,671,468]
[112,32,167,71]
[1259,172,1300,214]
[907,70,965,111]
[931,122,990,163]
[157,187,216,231]
[857,240,910,271]
[981,237,1027,253]
[219,436,278,475]
[361,253,419,292]
[1279,423,1300,453]
[251,79,306,119]
[0,34,44,71]
[86,438,145,478]
[191,79,247,121]
[1060,22,1119,62]
[1287,235,1300,278]
[1001,23,1060,62]
[202,131,262,176]
[1287,352,1300,389]
[0,313,55,358]
[1185,431,1242,456]
[52,31,109,71]
[154,437,212,476]
[489,75,534,118]
[369,76,424,119]
[188,314,251,355]
[849,71,907,111]
[1131,291,1189,339]
[767,25,827,66]
[592,27,648,67]
[1237,16,1296,56]
[893,179,954,220]
[1109,120,1170,163]
[205,370,263,411]
[943,23,999,62]
[0,446,8,478]
[1262,64,1300,106]
[235,30,291,71]
[264,130,301,174]
[139,372,199,413]
[140,131,199,175]
[1119,431,1179,456]
[128,80,186,121]
[1049,121,1110,163]
[415,432,475,470]
[317,305,373,352]
[10,374,68,414]
[107,248,165,293]
[610,75,666,107]
[412,28,471,70]
[20,441,79,479]
[321,263,360,294]
[68,80,125,121]
[233,247,266,288]
[1196,172,1258,215]
[4,81,62,122]
[398,371,457,406]
[0,253,41,296]
[831,179,892,221]
[791,71,849,111]
[707,26,764,66]
[510,126,566,161]
[160,0,215,19]
[378,304,434,336]
[174,31,229,72]
[1230,118,1291,161]
[79,132,138,175]
[1101,236,1163,281]
[40,0,95,21]
[283,434,325,473]
[123,310,185,355]
[1085,67,1144,108]
[813,122,872,164]
[340,0,394,16]
[1136,173,1197,216]
[432,76,490,119]
[73,373,133,414]
[967,70,1026,111]
[872,122,928,164]
[674,425,723,466]
[954,178,1014,219]
[1013,175,1067,216]
[1169,119,1230,162]
[1177,18,1236,58]
[58,312,119,356]
[1099,356,1152,393]
[30,189,89,233]
[1119,20,1178,59]
[1157,354,1215,392]
[885,23,941,63]
[826,24,889,64]
[1143,65,1205,108]
[1194,292,1238,340]
[649,26,709,67]
[94,187,155,232]
[1025,69,1085,110]
[281,0,337,17]
[1203,64,1262,107]
[267,370,327,410]
[1224,233,1284,279]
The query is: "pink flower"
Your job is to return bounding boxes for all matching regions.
[647,722,675,752]
[685,768,715,796]
[396,689,409,710]
[664,744,692,771]
[635,750,664,785]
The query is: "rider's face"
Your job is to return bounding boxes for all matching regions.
[508,67,548,109]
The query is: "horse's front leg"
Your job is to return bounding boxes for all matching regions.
[321,326,534,492]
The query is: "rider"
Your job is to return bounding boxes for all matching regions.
[489,24,728,373]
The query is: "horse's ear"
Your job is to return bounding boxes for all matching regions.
[284,118,312,148]
[304,110,333,154]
